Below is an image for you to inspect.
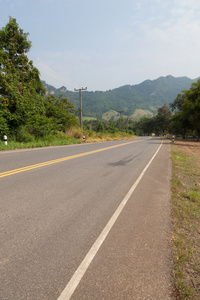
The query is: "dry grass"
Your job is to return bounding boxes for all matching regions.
[0,127,136,151]
[171,140,200,299]
[67,127,137,143]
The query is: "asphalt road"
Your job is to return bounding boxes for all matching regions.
[0,137,174,300]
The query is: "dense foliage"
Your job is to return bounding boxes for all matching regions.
[0,17,78,141]
[133,79,200,138]
[83,104,172,136]
[170,79,200,138]
[43,76,197,120]
[84,84,200,139]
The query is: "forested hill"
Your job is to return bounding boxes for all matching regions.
[42,75,198,120]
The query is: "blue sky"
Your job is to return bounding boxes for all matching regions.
[1,0,200,91]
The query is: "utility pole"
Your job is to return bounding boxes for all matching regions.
[74,87,87,129]
[117,110,124,132]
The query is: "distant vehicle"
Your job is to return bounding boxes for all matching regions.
[152,133,155,136]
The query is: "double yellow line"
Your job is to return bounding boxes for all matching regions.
[0,139,150,178]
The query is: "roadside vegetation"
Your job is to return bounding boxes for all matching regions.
[0,17,79,145]
[0,17,137,150]
[0,126,136,151]
[0,131,80,150]
[171,141,200,299]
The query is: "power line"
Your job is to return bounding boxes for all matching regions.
[28,55,82,90]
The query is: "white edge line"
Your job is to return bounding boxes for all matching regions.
[57,141,163,300]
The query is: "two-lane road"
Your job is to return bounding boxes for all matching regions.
[0,137,174,299]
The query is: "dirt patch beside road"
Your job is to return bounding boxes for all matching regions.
[171,139,200,299]
[173,140,200,166]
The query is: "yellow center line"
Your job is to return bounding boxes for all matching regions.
[0,138,151,178]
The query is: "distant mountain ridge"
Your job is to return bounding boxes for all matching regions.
[42,75,199,120]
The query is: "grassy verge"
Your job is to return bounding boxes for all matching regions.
[83,132,136,143]
[0,128,136,151]
[171,145,200,299]
[0,134,80,151]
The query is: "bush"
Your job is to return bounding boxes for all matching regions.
[16,126,35,142]
[27,114,54,138]
[128,130,134,135]
[88,131,94,137]
[0,116,9,138]
[68,127,83,139]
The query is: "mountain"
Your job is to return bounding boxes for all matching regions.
[42,75,199,120]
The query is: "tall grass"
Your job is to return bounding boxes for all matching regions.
[0,131,80,151]
[0,128,136,151]
[68,127,136,143]
[171,148,200,299]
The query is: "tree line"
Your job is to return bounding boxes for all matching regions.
[1,18,200,141]
[170,81,200,138]
[0,17,78,142]
[83,105,172,136]
[84,91,200,139]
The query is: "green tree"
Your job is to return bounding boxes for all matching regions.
[169,113,189,138]
[0,17,78,140]
[0,98,11,135]
[156,104,172,134]
[170,93,191,138]
[45,94,78,131]
[135,116,158,136]
[0,17,47,138]
[182,79,200,138]
[96,120,104,132]
[170,93,186,112]
[170,79,200,138]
